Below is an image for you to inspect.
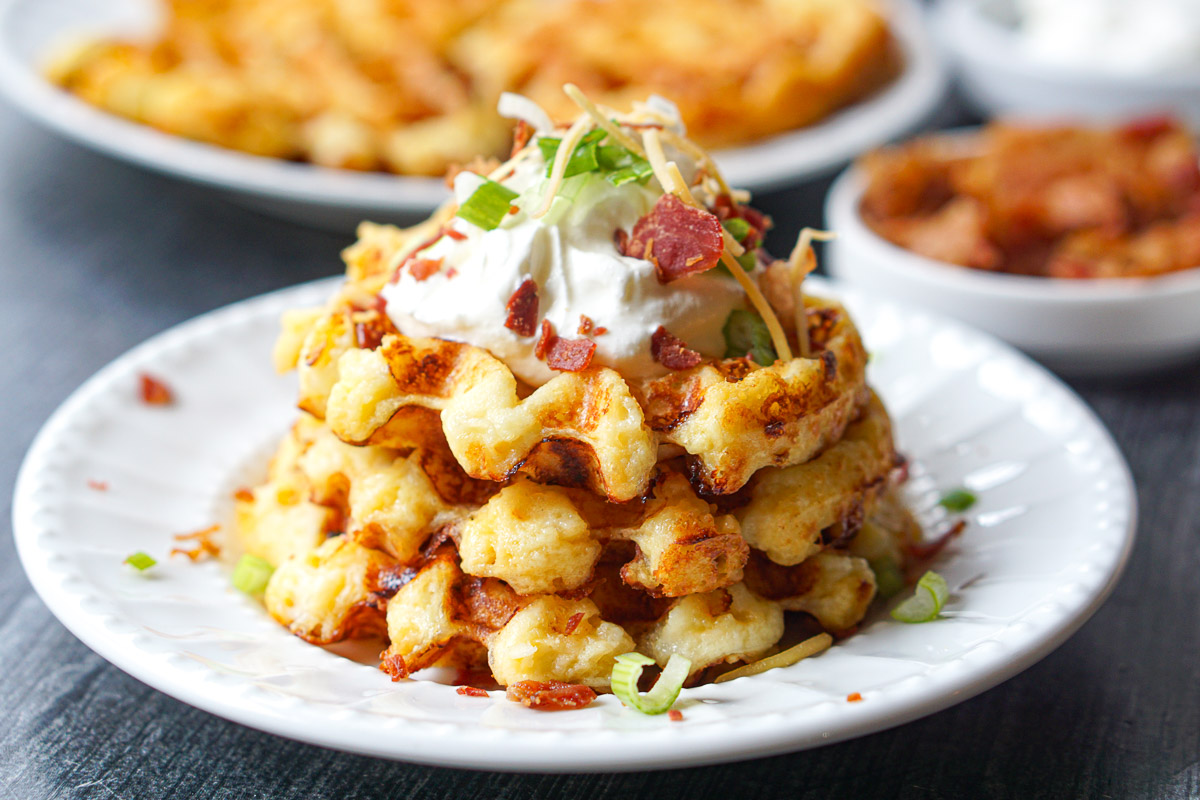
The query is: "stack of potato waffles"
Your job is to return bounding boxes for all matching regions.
[236,102,920,701]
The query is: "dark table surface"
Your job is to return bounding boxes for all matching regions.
[2,96,1199,800]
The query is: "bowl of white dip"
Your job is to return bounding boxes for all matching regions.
[931,0,1200,124]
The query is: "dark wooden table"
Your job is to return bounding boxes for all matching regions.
[2,99,1198,800]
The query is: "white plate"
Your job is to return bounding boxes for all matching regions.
[12,277,1135,773]
[0,0,948,231]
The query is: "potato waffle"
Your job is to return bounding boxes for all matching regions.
[234,91,924,702]
[45,0,899,175]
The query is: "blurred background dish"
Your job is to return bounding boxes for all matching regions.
[825,121,1200,375]
[932,0,1200,125]
[0,0,947,231]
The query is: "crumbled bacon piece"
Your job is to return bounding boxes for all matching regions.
[504,278,540,337]
[445,228,467,241]
[407,258,443,281]
[456,686,490,698]
[562,612,585,635]
[907,520,967,562]
[87,479,108,492]
[445,267,458,279]
[546,338,596,372]
[650,326,703,370]
[389,230,447,283]
[577,315,595,335]
[505,681,597,710]
[614,228,630,254]
[171,524,221,562]
[511,120,534,157]
[712,194,772,249]
[1119,114,1176,142]
[627,194,725,282]
[593,326,608,336]
[847,692,864,703]
[668,709,684,722]
[139,373,174,405]
[233,488,254,502]
[535,320,597,372]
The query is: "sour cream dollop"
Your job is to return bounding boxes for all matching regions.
[1013,0,1200,74]
[381,151,745,387]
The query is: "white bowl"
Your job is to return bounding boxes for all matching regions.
[824,161,1200,376]
[930,0,1200,125]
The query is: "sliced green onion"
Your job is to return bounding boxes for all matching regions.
[869,556,906,599]
[891,570,949,623]
[735,249,758,273]
[456,179,520,231]
[611,652,691,715]
[722,309,777,366]
[537,129,605,178]
[938,488,977,513]
[124,551,156,571]
[232,554,274,596]
[597,144,653,185]
[722,217,753,243]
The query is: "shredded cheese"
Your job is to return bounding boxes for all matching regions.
[533,115,593,218]
[787,228,836,358]
[713,633,833,683]
[658,128,735,199]
[563,83,645,156]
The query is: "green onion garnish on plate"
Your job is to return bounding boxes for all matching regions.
[610,652,691,715]
[123,551,156,571]
[722,217,753,243]
[537,129,605,178]
[456,178,520,231]
[891,570,949,623]
[938,488,977,513]
[232,554,274,596]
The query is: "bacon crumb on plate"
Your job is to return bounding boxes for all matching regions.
[577,315,595,335]
[456,686,490,698]
[139,373,174,405]
[505,681,597,710]
[668,709,684,722]
[847,692,863,703]
[87,479,108,492]
[650,326,703,370]
[504,278,540,336]
[627,194,724,283]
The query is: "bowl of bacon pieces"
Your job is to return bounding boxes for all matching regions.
[826,115,1200,375]
[231,86,950,715]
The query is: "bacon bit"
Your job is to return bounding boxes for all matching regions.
[504,278,540,337]
[354,319,387,351]
[407,258,443,281]
[577,315,595,335]
[87,479,109,492]
[511,120,534,156]
[908,520,967,561]
[508,205,520,215]
[371,294,388,313]
[712,194,772,249]
[233,487,254,502]
[534,320,597,372]
[627,194,725,282]
[668,709,684,722]
[563,611,585,635]
[170,523,221,562]
[505,681,597,711]
[593,326,608,336]
[650,326,703,370]
[614,228,630,254]
[139,373,174,405]
[847,692,864,703]
[445,228,468,242]
[546,337,596,372]
[1119,114,1176,142]
[534,320,554,360]
[389,230,447,283]
[445,267,458,279]
[456,686,490,698]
